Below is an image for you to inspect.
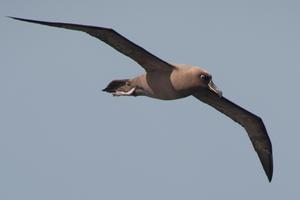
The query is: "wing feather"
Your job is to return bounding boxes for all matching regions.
[193,91,273,182]
[9,17,174,72]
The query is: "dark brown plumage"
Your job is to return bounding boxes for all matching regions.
[10,16,273,181]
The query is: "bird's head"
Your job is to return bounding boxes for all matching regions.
[192,68,223,97]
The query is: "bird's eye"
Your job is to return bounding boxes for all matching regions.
[200,74,208,80]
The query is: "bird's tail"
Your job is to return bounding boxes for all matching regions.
[102,79,136,96]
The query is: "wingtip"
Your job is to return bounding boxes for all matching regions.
[7,16,20,20]
[6,16,15,19]
[7,16,48,25]
[262,152,273,183]
[7,16,31,22]
[268,175,272,182]
[7,16,32,23]
[267,166,273,182]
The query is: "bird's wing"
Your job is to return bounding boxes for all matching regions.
[9,17,174,72]
[193,91,273,182]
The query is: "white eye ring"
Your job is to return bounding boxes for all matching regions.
[200,74,207,80]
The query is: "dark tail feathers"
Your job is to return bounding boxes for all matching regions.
[102,79,132,93]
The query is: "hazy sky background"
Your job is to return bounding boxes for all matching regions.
[1,0,300,199]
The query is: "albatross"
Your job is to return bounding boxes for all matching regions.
[10,17,273,182]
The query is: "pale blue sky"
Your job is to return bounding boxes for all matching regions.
[1,0,300,199]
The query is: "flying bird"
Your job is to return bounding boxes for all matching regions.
[9,16,273,182]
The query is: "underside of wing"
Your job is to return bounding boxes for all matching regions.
[9,17,174,72]
[193,91,273,182]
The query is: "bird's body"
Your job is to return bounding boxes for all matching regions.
[107,64,212,100]
[10,17,273,182]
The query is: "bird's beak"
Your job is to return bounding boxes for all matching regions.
[208,80,222,97]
